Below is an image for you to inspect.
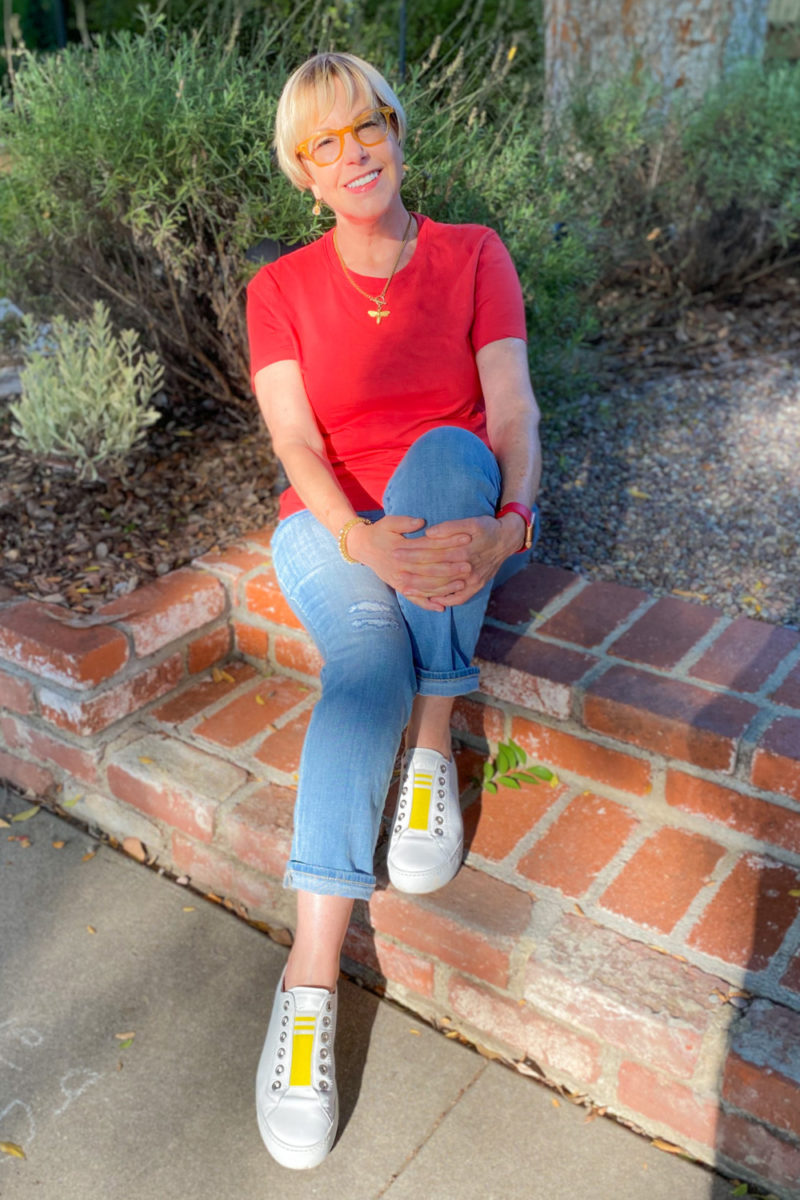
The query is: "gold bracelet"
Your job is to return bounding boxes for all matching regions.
[337,516,372,563]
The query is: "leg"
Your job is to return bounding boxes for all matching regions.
[405,694,455,758]
[284,892,354,991]
[271,508,417,900]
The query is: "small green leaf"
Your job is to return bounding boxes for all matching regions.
[484,780,498,794]
[11,806,40,822]
[530,765,556,781]
[496,745,512,774]
[730,1186,747,1197]
[509,741,527,766]
[514,771,542,784]
[498,776,520,789]
[482,761,495,783]
[118,1038,135,1050]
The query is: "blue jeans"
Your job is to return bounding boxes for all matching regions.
[270,426,529,900]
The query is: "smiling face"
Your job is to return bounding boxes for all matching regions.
[300,82,405,228]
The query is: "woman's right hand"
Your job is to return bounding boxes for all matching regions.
[347,515,472,611]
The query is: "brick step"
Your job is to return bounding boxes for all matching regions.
[2,544,800,1195]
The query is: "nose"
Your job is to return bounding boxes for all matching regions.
[343,129,368,161]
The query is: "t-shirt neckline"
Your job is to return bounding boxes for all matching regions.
[323,212,426,287]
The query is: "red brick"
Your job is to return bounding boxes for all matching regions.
[255,709,312,775]
[100,569,226,658]
[244,567,303,631]
[724,1054,800,1140]
[751,717,800,800]
[525,914,727,1079]
[617,1062,719,1149]
[0,748,54,795]
[463,779,563,862]
[234,621,269,660]
[538,581,650,649]
[187,626,231,674]
[273,634,323,677]
[725,999,800,1133]
[691,618,800,694]
[512,716,653,795]
[781,952,800,994]
[0,715,100,785]
[38,653,184,737]
[170,831,234,895]
[584,665,758,772]
[716,1111,800,1194]
[667,769,800,854]
[517,792,638,896]
[241,528,274,551]
[106,733,247,842]
[151,661,256,725]
[194,676,310,748]
[486,564,579,625]
[448,975,601,1084]
[0,668,35,715]
[771,659,800,709]
[0,601,129,689]
[599,828,725,934]
[342,922,435,997]
[369,867,531,989]
[608,597,722,670]
[688,854,800,971]
[451,695,505,745]
[193,545,266,583]
[476,627,594,720]
[218,784,297,878]
[229,865,285,917]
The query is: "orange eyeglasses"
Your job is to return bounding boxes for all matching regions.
[295,106,395,167]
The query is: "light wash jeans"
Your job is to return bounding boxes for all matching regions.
[270,426,535,900]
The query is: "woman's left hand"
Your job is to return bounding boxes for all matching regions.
[402,513,525,609]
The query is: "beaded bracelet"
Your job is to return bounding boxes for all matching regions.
[337,516,372,563]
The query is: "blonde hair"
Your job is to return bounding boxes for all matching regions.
[274,52,406,191]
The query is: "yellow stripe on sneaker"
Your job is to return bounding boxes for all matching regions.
[289,1016,316,1087]
[409,770,433,831]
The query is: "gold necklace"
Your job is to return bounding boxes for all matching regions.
[332,214,414,325]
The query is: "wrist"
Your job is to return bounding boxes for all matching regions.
[497,511,527,555]
[339,515,372,563]
[496,502,533,554]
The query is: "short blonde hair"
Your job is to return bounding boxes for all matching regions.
[274,52,406,191]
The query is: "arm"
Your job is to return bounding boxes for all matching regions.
[254,359,473,600]
[408,336,541,608]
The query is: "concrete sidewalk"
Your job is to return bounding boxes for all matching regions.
[0,796,734,1200]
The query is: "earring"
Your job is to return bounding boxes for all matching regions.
[312,198,321,216]
[402,163,409,174]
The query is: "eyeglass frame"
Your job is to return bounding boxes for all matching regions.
[295,106,396,167]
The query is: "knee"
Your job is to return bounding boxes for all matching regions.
[386,427,500,522]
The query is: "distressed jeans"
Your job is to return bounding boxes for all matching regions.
[270,426,532,900]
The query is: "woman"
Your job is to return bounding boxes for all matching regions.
[246,50,541,1170]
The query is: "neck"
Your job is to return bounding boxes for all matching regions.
[333,204,414,274]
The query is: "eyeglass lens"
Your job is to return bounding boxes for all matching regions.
[307,109,390,165]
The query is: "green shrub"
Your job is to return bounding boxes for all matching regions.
[11,301,162,480]
[0,3,592,409]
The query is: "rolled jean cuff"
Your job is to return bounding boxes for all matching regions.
[284,860,376,901]
[415,663,481,697]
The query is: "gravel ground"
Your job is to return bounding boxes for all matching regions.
[538,355,800,629]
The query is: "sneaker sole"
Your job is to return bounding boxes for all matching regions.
[256,1095,339,1171]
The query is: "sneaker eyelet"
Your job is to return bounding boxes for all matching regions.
[281,1016,288,1026]
[434,828,444,836]
[438,789,445,798]
[440,763,447,771]
[437,802,445,811]
[279,1031,287,1042]
[436,816,444,824]
[320,1048,328,1059]
[320,1080,329,1091]
[272,1081,282,1091]
[275,1064,284,1075]
[321,1032,329,1043]
[323,1017,331,1027]
[277,1048,285,1058]
[283,1000,290,1010]
[319,1064,328,1075]
[326,1001,333,1011]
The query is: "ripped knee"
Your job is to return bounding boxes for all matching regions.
[347,599,401,631]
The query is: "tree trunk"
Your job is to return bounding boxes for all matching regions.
[545,0,770,115]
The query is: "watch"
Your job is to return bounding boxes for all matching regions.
[496,502,534,553]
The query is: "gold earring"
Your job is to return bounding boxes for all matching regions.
[312,198,321,216]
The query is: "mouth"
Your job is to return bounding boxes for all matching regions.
[346,169,381,190]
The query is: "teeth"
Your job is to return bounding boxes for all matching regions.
[347,170,379,188]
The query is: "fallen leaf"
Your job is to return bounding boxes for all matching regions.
[115,1031,136,1040]
[408,1028,421,1036]
[672,589,709,601]
[212,667,235,684]
[138,756,154,765]
[87,925,96,934]
[514,1061,541,1078]
[182,905,196,912]
[552,1098,560,1108]
[0,817,9,828]
[255,693,265,706]
[731,1185,748,1197]
[475,1043,502,1061]
[789,889,800,898]
[444,1030,461,1039]
[646,227,661,241]
[118,1038,135,1050]
[63,795,81,808]
[11,806,40,822]
[651,1138,689,1156]
[122,837,146,862]
[52,840,65,849]
[81,849,98,862]
[507,44,517,62]
[0,1141,26,1159]
[175,875,189,885]
[206,891,223,905]
[627,486,652,500]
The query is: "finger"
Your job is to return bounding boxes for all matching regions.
[381,515,426,534]
[402,592,446,612]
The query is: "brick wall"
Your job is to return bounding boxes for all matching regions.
[2,532,800,1196]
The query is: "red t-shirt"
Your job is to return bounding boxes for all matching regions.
[246,214,526,518]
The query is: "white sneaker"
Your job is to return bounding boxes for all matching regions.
[255,972,338,1170]
[387,747,463,894]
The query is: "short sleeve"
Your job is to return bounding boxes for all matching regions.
[470,230,527,351]
[246,267,299,390]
